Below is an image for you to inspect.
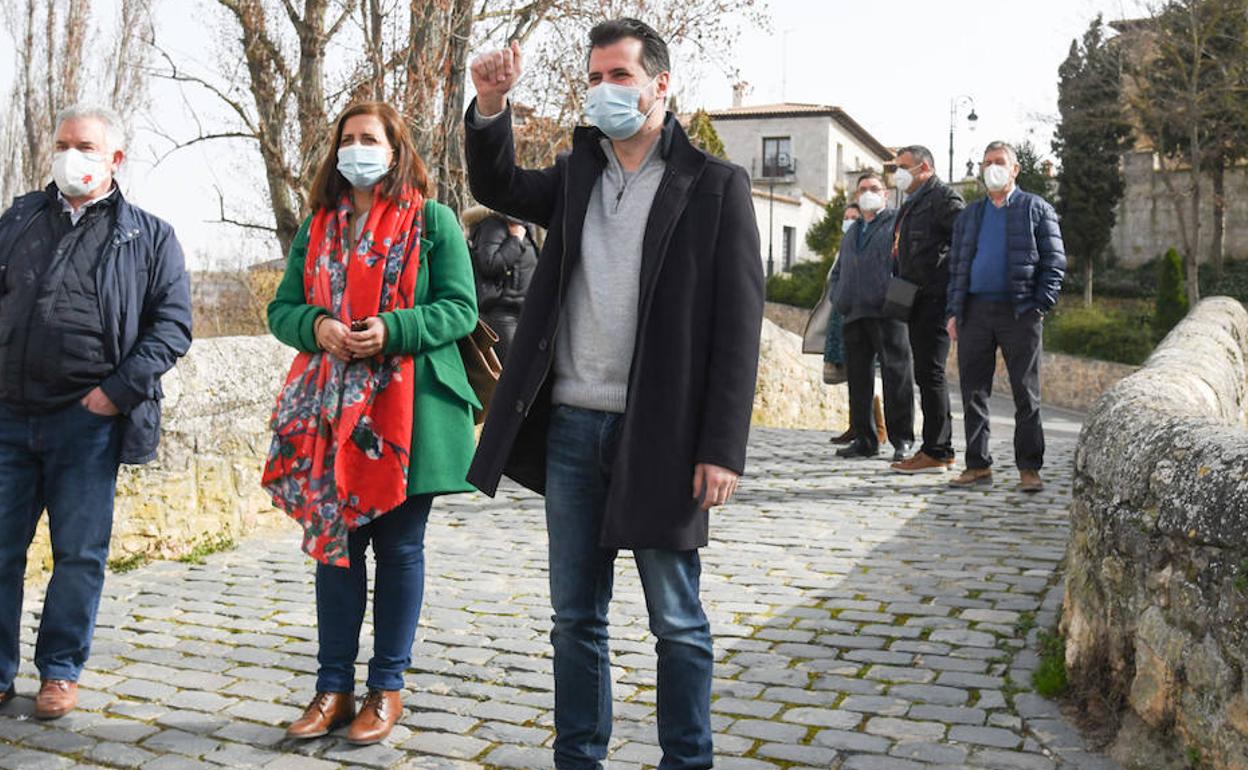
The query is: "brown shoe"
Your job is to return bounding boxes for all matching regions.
[949,468,993,488]
[286,691,356,739]
[829,427,856,445]
[346,689,402,745]
[34,679,77,720]
[891,452,950,474]
[1019,470,1045,493]
[0,684,15,708]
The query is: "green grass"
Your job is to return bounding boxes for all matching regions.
[177,534,236,565]
[107,552,149,574]
[1015,611,1037,638]
[1234,559,1248,593]
[1031,629,1069,698]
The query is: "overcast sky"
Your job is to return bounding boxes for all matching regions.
[1,0,1147,266]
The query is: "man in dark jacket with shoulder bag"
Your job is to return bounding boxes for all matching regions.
[946,141,1066,493]
[831,170,915,462]
[0,105,192,720]
[465,18,764,770]
[889,145,965,474]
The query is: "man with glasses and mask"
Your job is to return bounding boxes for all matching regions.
[946,141,1066,493]
[888,145,965,475]
[463,18,764,770]
[831,170,915,462]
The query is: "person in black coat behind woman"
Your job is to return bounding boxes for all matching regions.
[463,206,539,362]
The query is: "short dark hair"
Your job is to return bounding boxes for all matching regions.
[856,169,883,186]
[896,145,935,169]
[845,202,861,212]
[588,18,670,77]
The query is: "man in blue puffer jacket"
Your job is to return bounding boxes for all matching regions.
[945,141,1066,493]
[0,105,191,720]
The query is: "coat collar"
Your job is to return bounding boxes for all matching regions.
[562,114,709,320]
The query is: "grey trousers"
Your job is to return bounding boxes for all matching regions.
[956,298,1045,471]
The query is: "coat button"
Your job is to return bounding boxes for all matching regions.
[538,338,548,351]
[514,400,525,414]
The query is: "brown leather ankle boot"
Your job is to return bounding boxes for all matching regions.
[286,691,355,739]
[346,688,402,745]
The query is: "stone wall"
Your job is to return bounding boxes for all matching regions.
[1111,152,1248,267]
[1061,297,1248,770]
[753,318,848,431]
[25,336,296,583]
[26,320,842,583]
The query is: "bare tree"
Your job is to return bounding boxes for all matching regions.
[0,0,155,204]
[158,0,765,254]
[1129,0,1248,305]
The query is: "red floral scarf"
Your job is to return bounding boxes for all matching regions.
[262,188,424,567]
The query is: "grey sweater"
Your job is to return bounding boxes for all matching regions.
[552,138,665,413]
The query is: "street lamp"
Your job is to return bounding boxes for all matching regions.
[948,95,978,181]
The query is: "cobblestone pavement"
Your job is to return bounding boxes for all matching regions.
[0,399,1121,770]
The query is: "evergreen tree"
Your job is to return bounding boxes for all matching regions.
[1155,247,1190,334]
[1052,15,1133,307]
[687,109,726,159]
[1015,141,1054,203]
[804,190,848,259]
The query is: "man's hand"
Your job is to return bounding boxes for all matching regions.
[507,222,526,239]
[693,463,739,511]
[470,39,524,117]
[315,316,354,363]
[345,317,387,359]
[946,316,958,343]
[81,387,119,416]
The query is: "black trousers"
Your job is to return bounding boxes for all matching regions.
[842,317,915,452]
[956,298,1045,471]
[908,294,954,460]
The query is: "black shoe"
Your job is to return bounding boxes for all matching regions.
[829,428,856,445]
[892,442,914,462]
[836,441,879,459]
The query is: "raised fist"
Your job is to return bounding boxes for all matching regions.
[470,39,524,117]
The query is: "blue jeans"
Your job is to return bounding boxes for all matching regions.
[545,405,713,770]
[315,495,433,692]
[0,401,122,686]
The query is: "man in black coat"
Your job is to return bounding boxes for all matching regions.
[888,145,965,474]
[464,18,764,770]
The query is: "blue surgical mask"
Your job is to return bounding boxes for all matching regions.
[584,78,660,140]
[841,219,855,234]
[337,145,391,189]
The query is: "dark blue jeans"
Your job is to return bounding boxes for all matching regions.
[545,405,713,770]
[315,494,433,692]
[0,401,122,687]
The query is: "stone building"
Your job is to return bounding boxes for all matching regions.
[706,90,894,274]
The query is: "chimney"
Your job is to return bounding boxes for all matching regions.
[732,81,751,108]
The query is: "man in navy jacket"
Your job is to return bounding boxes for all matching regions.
[945,141,1066,492]
[0,105,191,720]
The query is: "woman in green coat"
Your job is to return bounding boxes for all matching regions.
[263,102,477,746]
